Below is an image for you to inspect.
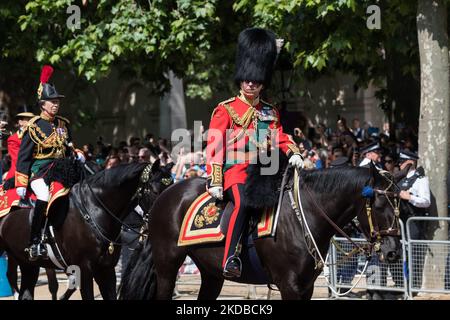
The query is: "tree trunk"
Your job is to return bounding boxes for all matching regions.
[417,0,449,291]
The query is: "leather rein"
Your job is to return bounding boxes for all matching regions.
[288,167,401,266]
[76,163,157,254]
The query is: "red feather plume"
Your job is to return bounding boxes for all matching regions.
[40,65,54,84]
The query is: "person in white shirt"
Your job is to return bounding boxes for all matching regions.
[395,150,431,292]
[397,151,430,209]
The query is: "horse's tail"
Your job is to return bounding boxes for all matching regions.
[118,239,157,300]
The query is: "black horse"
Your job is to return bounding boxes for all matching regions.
[120,164,402,300]
[5,161,103,300]
[0,161,173,300]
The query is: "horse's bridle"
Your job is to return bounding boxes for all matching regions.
[364,170,401,251]
[290,167,402,268]
[77,163,161,253]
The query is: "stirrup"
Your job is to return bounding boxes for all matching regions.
[26,244,39,261]
[26,243,48,261]
[223,256,242,278]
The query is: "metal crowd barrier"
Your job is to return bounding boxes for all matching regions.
[406,217,450,297]
[31,216,450,299]
[328,219,409,299]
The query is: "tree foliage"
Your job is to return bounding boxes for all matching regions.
[0,0,424,118]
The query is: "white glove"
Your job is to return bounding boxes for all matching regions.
[289,154,304,169]
[208,186,223,200]
[76,152,86,163]
[16,187,26,199]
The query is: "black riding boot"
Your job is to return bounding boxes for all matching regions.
[223,184,249,279]
[27,200,48,261]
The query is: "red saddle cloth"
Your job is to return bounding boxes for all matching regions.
[177,192,275,247]
[0,181,69,218]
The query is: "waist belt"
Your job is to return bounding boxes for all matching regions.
[225,150,258,165]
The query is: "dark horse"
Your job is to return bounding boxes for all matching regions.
[120,164,402,300]
[0,161,173,300]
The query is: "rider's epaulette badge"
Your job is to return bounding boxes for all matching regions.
[218,97,236,106]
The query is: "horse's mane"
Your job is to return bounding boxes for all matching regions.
[300,167,371,194]
[86,162,147,187]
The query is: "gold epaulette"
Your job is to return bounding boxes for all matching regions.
[210,97,236,121]
[218,97,236,106]
[56,115,70,124]
[27,115,41,128]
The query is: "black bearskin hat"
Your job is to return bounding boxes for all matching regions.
[234,27,277,88]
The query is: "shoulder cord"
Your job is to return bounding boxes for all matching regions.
[223,103,270,150]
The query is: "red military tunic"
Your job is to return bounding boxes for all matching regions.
[206,93,299,190]
[5,130,23,181]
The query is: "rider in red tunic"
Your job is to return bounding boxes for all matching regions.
[4,105,36,183]
[205,28,304,278]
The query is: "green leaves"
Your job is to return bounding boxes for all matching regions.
[1,0,420,104]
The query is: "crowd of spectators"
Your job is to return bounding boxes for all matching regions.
[75,116,419,182]
[288,117,418,172]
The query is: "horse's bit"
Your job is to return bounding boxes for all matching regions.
[365,170,401,251]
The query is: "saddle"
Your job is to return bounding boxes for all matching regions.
[177,192,275,247]
[0,186,35,218]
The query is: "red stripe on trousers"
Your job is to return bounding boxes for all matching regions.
[222,184,241,266]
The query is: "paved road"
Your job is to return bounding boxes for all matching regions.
[2,269,449,300]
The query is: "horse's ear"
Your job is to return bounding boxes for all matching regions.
[369,161,382,185]
[164,161,175,172]
[151,159,161,172]
[369,161,376,176]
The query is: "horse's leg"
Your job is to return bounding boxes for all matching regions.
[18,264,40,300]
[299,284,315,300]
[276,268,321,300]
[153,250,187,300]
[79,268,95,300]
[197,272,224,300]
[155,266,182,300]
[59,288,76,300]
[45,268,58,300]
[94,267,117,300]
[6,257,19,297]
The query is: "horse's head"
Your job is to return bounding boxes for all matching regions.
[357,163,402,263]
[133,160,174,214]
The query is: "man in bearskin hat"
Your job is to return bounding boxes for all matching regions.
[15,65,85,261]
[205,28,304,278]
[2,105,36,187]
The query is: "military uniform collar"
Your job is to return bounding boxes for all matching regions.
[238,91,260,107]
[40,112,55,122]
